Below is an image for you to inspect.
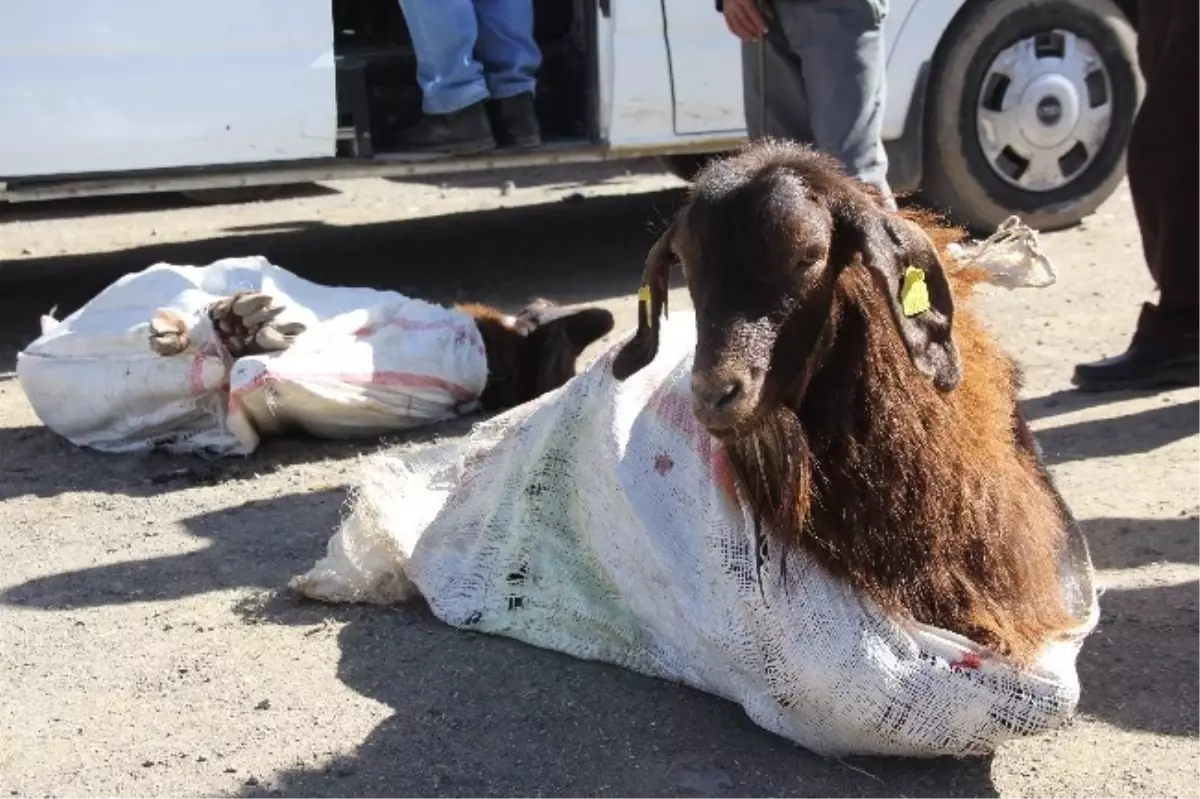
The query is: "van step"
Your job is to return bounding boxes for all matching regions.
[370,139,597,166]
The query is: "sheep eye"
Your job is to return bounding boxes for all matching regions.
[793,245,824,271]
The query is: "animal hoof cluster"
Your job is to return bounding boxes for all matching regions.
[207,291,306,357]
[147,292,307,358]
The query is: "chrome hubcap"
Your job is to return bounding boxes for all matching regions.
[976,30,1113,192]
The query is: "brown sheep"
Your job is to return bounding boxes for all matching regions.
[458,298,615,410]
[613,139,1081,665]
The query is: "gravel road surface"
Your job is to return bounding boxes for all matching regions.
[1,163,1196,797]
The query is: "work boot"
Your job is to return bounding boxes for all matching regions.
[1072,340,1199,391]
[1073,301,1200,391]
[396,101,496,155]
[487,92,542,150]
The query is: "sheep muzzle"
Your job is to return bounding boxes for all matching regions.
[690,316,778,436]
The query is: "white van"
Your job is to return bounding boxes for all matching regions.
[0,0,1138,230]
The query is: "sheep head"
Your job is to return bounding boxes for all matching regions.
[614,140,962,438]
[463,298,614,411]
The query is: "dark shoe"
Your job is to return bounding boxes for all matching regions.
[397,101,496,155]
[487,92,542,150]
[1072,340,1199,392]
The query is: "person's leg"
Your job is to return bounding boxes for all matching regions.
[741,13,815,142]
[774,0,895,205]
[473,0,540,100]
[395,0,496,153]
[1072,0,1198,390]
[472,0,542,148]
[1131,0,1198,341]
[399,0,487,114]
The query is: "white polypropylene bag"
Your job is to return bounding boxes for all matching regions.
[292,311,1099,758]
[17,257,489,455]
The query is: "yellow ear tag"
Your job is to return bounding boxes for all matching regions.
[900,266,931,317]
[638,285,652,327]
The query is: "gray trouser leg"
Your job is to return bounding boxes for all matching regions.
[741,35,813,141]
[745,0,895,205]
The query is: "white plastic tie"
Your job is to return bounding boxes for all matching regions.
[948,215,1058,290]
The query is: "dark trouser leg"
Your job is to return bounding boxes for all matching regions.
[393,0,497,154]
[741,28,815,143]
[772,0,894,204]
[1072,0,1199,391]
[1127,0,1199,345]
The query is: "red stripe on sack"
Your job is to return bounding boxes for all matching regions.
[352,317,476,338]
[227,368,478,411]
[189,344,223,396]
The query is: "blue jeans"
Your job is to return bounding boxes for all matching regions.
[398,0,541,115]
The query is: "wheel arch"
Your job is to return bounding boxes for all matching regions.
[916,0,1141,231]
[883,0,978,141]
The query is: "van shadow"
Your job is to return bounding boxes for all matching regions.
[0,183,339,224]
[237,596,998,799]
[0,187,681,375]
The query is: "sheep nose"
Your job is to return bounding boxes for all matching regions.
[691,369,759,432]
[694,377,743,411]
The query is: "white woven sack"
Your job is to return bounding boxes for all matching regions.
[17,256,488,455]
[293,310,1099,759]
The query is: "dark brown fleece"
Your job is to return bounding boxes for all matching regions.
[615,139,1078,664]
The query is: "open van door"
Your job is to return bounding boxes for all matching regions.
[0,0,336,178]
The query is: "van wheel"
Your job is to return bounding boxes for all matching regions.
[661,153,725,182]
[180,185,283,205]
[921,0,1139,232]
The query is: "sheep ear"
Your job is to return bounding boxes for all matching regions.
[846,212,962,391]
[522,304,615,355]
[524,305,616,396]
[612,224,675,380]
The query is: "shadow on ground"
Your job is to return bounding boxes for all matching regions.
[233,596,998,799]
[1029,398,1199,466]
[0,413,485,503]
[1072,516,1199,738]
[0,187,683,372]
[1077,579,1199,738]
[1081,515,1199,571]
[0,183,340,224]
[0,487,348,609]
[384,157,679,191]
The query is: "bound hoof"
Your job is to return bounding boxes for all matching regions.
[148,308,191,356]
[208,291,307,356]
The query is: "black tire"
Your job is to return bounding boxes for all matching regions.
[921,0,1139,233]
[180,185,283,205]
[660,152,727,182]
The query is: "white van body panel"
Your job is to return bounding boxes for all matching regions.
[645,0,967,144]
[597,2,678,148]
[0,0,974,198]
[880,0,967,137]
[660,0,744,136]
[0,0,336,178]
